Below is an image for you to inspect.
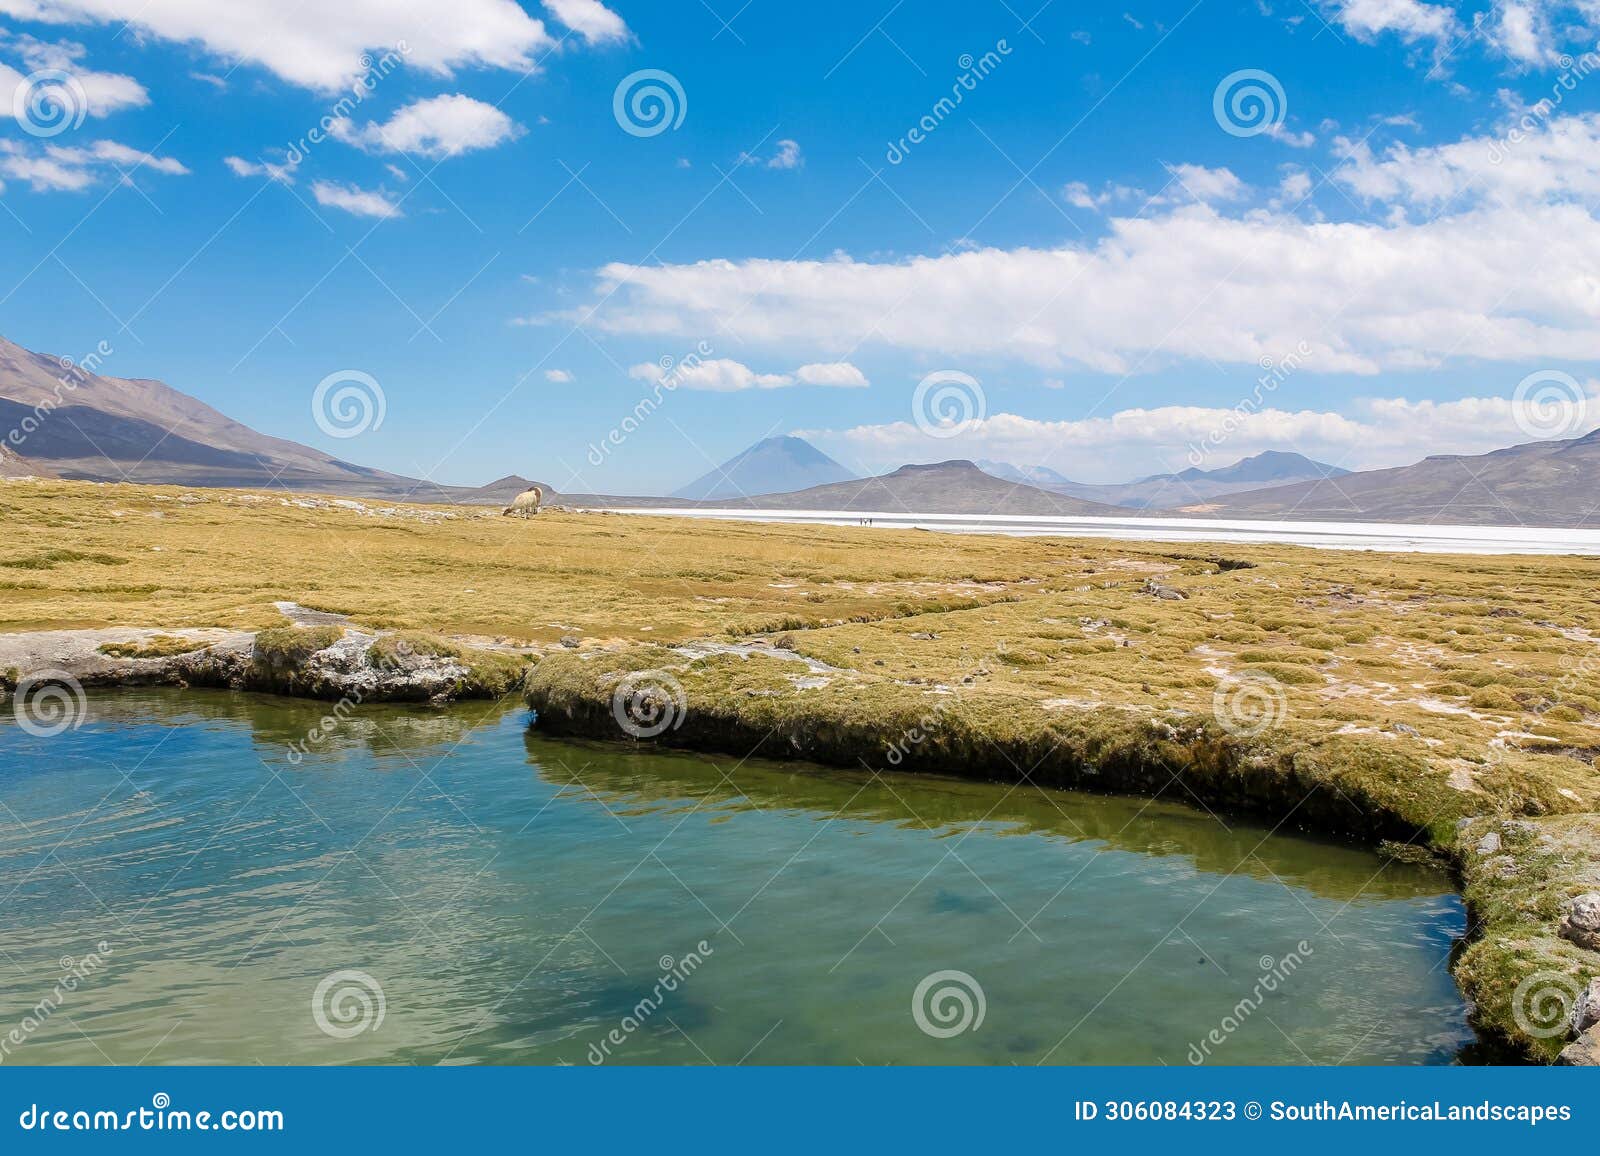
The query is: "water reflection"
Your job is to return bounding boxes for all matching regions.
[523,732,1451,903]
[0,690,1470,1066]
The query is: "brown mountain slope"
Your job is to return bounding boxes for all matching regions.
[1194,427,1600,527]
[704,460,1124,515]
[0,444,55,478]
[0,336,444,498]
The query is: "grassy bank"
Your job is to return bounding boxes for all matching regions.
[4,477,1599,1060]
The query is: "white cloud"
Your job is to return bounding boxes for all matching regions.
[629,358,792,391]
[1326,0,1461,43]
[0,137,185,191]
[1333,112,1600,208]
[224,153,297,184]
[799,387,1600,481]
[0,0,558,92]
[545,368,573,383]
[78,139,186,172]
[625,358,869,391]
[311,178,401,219]
[1062,181,1098,210]
[1061,180,1145,211]
[767,139,803,170]
[543,0,629,44]
[576,115,1600,377]
[1276,168,1313,204]
[331,94,521,158]
[1264,122,1316,148]
[794,362,869,387]
[0,36,148,123]
[1485,0,1556,65]
[1165,163,1247,202]
[738,138,804,170]
[1320,0,1600,67]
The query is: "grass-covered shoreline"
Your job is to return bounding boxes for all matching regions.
[3,477,1598,1062]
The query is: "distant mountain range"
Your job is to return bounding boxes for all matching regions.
[1192,430,1600,527]
[673,435,854,500]
[978,451,1348,508]
[4,334,1598,527]
[702,459,1120,515]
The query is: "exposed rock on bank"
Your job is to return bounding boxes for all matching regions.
[0,624,530,704]
[1455,816,1600,1063]
[1561,892,1600,951]
[1559,1027,1600,1065]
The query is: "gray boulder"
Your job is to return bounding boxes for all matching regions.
[1557,1026,1600,1066]
[1571,978,1600,1035]
[1559,892,1600,952]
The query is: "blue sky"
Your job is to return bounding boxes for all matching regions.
[2,0,1599,493]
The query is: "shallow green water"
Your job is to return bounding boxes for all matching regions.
[0,690,1471,1065]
